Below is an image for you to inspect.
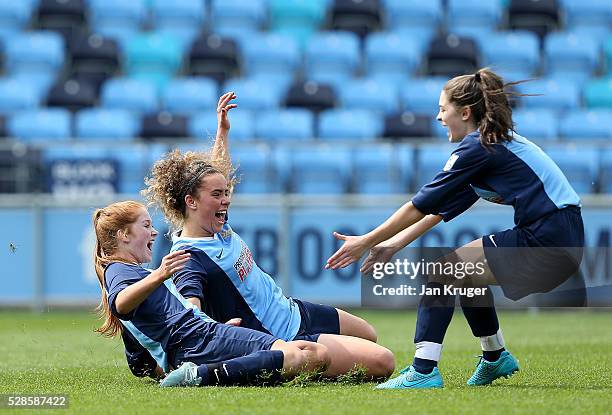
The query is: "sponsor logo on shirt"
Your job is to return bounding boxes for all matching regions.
[233,240,254,282]
[443,154,459,171]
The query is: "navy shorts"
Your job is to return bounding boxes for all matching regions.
[483,206,584,300]
[292,299,340,342]
[172,321,279,368]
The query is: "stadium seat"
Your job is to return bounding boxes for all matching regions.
[415,144,456,189]
[124,32,183,89]
[508,0,561,39]
[330,0,382,37]
[512,109,559,141]
[223,78,285,110]
[304,32,361,88]
[210,0,266,41]
[189,109,255,141]
[517,78,580,111]
[560,0,612,36]
[113,145,148,194]
[558,109,612,140]
[583,78,612,109]
[397,144,415,192]
[0,78,40,113]
[290,146,351,194]
[100,78,158,114]
[4,31,65,75]
[544,32,600,81]
[401,77,448,116]
[188,34,240,83]
[241,33,301,77]
[232,146,277,193]
[88,0,147,47]
[447,0,503,33]
[46,79,97,111]
[75,109,139,140]
[383,0,443,30]
[284,81,337,113]
[69,32,120,90]
[339,78,399,114]
[426,34,479,77]
[162,78,218,115]
[600,149,612,194]
[352,146,401,194]
[479,31,540,81]
[140,112,189,139]
[383,112,432,139]
[365,32,421,79]
[0,115,6,137]
[150,0,205,48]
[255,109,314,141]
[318,109,382,140]
[545,147,598,193]
[9,109,72,141]
[0,1,35,42]
[35,0,87,42]
[269,0,326,46]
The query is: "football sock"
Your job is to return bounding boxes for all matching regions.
[196,350,284,386]
[460,286,505,361]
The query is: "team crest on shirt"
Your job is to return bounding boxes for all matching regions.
[233,239,254,281]
[219,228,233,239]
[443,154,459,171]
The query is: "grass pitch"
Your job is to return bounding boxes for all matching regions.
[1,310,611,414]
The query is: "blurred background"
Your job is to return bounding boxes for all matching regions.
[0,0,610,309]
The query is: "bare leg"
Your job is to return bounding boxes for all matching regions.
[271,340,330,378]
[316,334,395,379]
[336,308,378,342]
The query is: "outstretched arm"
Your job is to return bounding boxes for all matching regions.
[211,92,237,168]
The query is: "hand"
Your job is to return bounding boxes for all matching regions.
[325,232,370,270]
[224,318,242,326]
[153,250,191,281]
[217,91,237,131]
[360,245,398,274]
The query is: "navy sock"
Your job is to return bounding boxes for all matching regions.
[460,286,499,338]
[412,357,437,374]
[202,350,284,386]
[483,348,505,362]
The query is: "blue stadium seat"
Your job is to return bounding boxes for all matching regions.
[517,78,580,111]
[0,78,40,113]
[397,145,415,192]
[365,32,421,79]
[101,78,158,113]
[9,72,55,102]
[112,145,148,194]
[269,0,326,47]
[447,0,503,33]
[401,77,448,116]
[151,0,205,48]
[339,78,399,114]
[232,146,277,193]
[479,31,540,81]
[353,146,402,194]
[383,0,443,29]
[0,1,35,42]
[4,31,64,75]
[415,144,455,189]
[512,109,559,141]
[391,28,436,55]
[544,32,600,81]
[241,33,301,77]
[223,78,285,110]
[9,109,71,141]
[545,147,598,194]
[600,149,612,194]
[290,147,351,194]
[89,0,147,47]
[75,109,139,140]
[318,109,382,140]
[560,0,612,37]
[189,109,255,141]
[255,109,314,141]
[304,32,360,88]
[162,78,218,115]
[583,78,612,109]
[210,0,266,42]
[124,32,183,89]
[558,109,612,140]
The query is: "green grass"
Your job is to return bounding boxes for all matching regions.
[1,310,611,414]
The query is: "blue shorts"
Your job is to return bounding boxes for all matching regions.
[172,321,278,368]
[292,299,340,342]
[483,206,584,300]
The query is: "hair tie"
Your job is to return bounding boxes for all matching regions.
[474,72,482,83]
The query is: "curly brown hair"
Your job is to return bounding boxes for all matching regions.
[142,149,236,229]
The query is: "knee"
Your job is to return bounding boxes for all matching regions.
[372,347,395,378]
[363,322,378,343]
[283,343,330,373]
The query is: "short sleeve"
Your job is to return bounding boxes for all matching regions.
[412,135,490,216]
[105,263,144,320]
[437,186,479,222]
[173,250,208,305]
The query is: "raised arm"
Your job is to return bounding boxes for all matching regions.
[114,251,190,315]
[211,92,237,168]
